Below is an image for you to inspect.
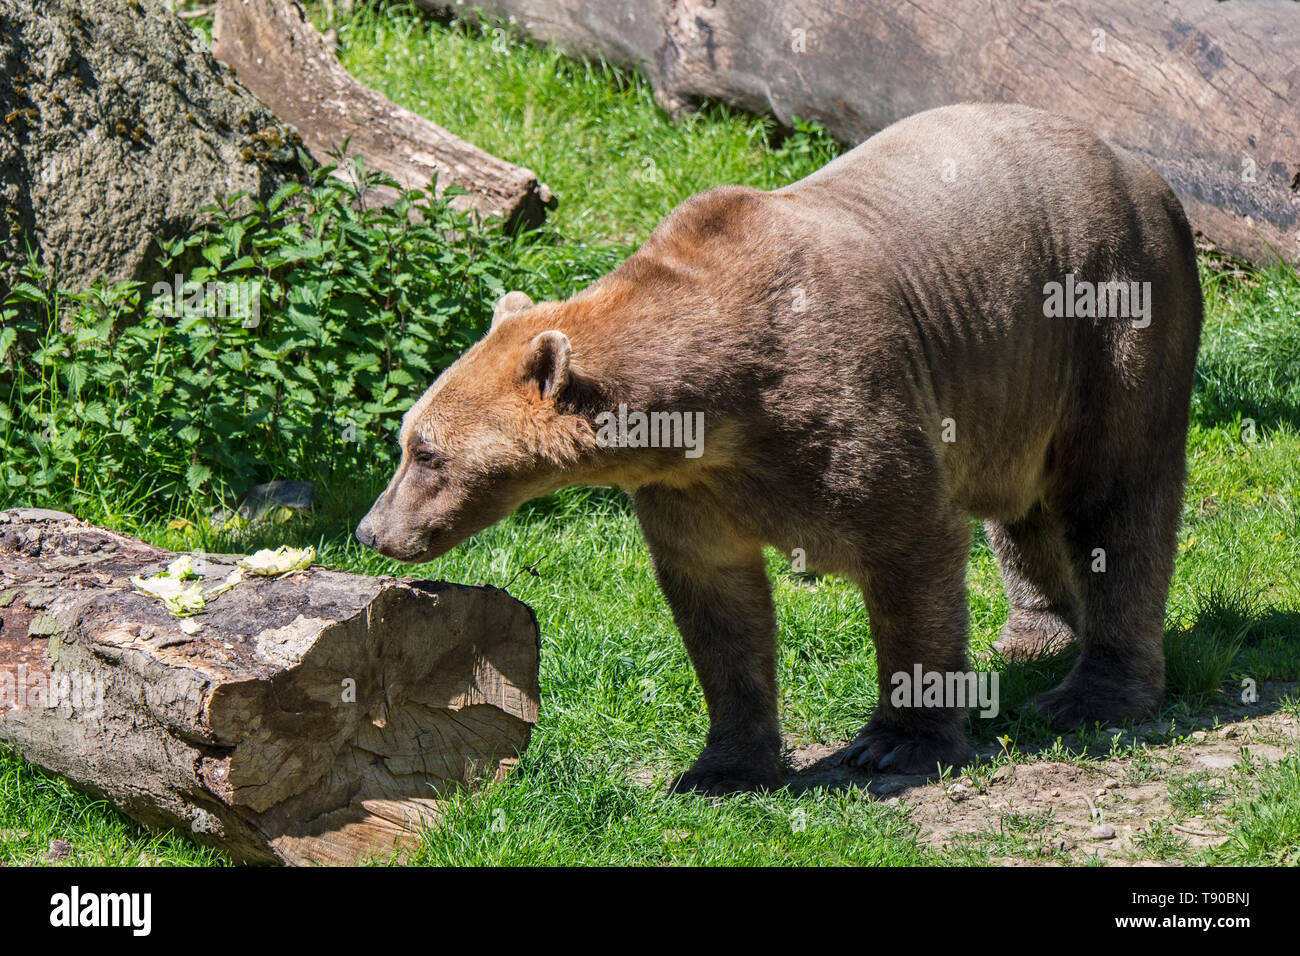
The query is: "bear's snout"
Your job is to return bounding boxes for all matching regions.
[353,514,379,549]
[354,502,406,557]
[354,498,443,562]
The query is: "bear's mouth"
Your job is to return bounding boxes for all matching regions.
[382,523,476,565]
[395,539,455,564]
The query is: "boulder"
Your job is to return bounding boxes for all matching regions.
[0,0,305,293]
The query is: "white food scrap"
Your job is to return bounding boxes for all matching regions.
[131,544,312,617]
[130,572,206,616]
[238,545,316,576]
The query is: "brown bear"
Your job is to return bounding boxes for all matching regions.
[356,103,1203,795]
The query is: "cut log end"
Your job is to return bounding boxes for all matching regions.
[0,509,540,865]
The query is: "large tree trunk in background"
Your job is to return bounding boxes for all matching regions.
[213,0,552,228]
[416,0,1300,265]
[0,509,540,866]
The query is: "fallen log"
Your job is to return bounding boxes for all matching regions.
[0,509,540,866]
[213,0,552,228]
[416,0,1300,265]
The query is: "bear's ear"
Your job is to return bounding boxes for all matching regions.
[492,290,535,328]
[517,330,571,401]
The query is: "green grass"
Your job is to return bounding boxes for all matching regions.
[1,3,1297,866]
[1131,820,1189,862]
[0,750,228,866]
[1169,770,1232,816]
[1211,754,1300,865]
[331,4,842,248]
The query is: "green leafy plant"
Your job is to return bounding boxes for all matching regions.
[1,153,513,510]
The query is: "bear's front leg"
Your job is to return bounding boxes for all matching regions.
[634,486,783,795]
[843,506,976,775]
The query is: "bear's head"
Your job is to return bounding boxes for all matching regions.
[355,291,597,562]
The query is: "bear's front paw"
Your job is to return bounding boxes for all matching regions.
[841,721,972,775]
[668,747,783,796]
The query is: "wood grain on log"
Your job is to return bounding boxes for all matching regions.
[213,0,552,228]
[0,509,540,865]
[415,0,1300,265]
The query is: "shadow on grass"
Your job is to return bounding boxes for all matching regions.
[785,595,1300,797]
[1191,360,1300,434]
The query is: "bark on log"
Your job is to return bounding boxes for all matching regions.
[212,0,552,228]
[416,0,1300,265]
[0,509,540,866]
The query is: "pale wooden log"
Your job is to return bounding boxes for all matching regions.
[414,0,1300,265]
[0,509,540,865]
[212,0,552,228]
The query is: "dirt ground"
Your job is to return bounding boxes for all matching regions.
[783,681,1299,865]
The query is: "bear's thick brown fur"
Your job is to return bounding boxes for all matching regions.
[357,103,1203,794]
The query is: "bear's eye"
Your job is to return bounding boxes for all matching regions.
[411,445,445,470]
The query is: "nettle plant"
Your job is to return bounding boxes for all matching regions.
[0,154,510,509]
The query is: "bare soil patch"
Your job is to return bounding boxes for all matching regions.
[784,682,1299,865]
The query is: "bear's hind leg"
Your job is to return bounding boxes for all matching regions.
[1034,467,1182,728]
[986,502,1082,660]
